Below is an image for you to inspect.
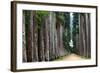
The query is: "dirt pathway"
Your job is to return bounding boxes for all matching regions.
[61,54,84,61]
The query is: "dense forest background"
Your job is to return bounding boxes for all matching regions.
[22,10,91,62]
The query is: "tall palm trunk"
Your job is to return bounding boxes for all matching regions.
[31,11,39,61]
[43,15,50,61]
[23,11,27,62]
[79,13,91,58]
[49,12,54,60]
[26,11,33,62]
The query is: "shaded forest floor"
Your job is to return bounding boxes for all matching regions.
[55,53,88,61]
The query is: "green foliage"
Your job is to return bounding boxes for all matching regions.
[36,11,49,23]
[72,13,79,52]
[63,29,71,53]
[36,11,49,30]
[63,12,70,29]
[62,12,72,53]
[54,56,64,61]
[55,12,65,24]
[73,13,79,34]
[62,12,80,54]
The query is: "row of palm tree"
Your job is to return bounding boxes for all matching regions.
[22,10,91,62]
